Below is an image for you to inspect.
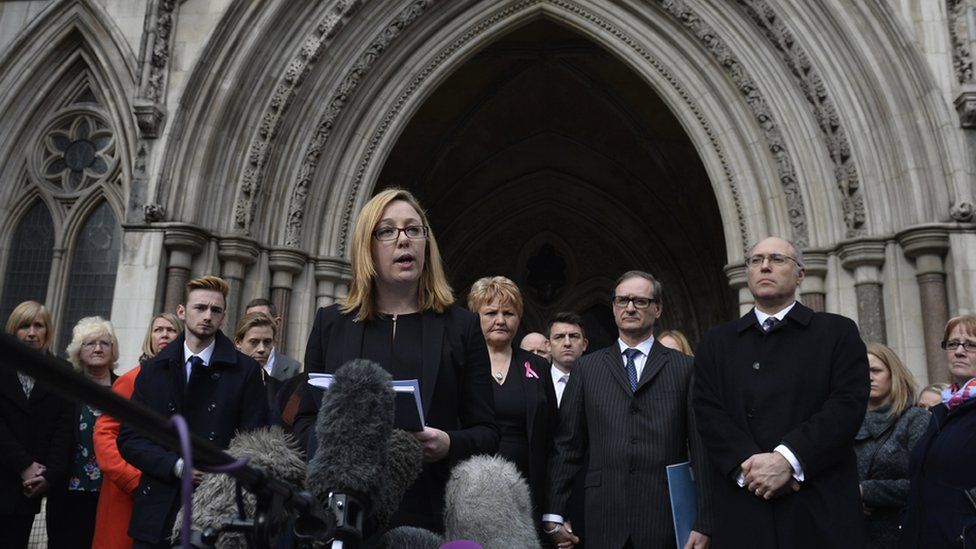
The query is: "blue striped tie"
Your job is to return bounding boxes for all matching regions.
[623,348,640,392]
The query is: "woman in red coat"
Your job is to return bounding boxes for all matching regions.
[91,313,180,549]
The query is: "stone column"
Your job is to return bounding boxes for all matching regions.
[162,226,208,312]
[799,250,829,313]
[839,239,887,344]
[314,256,352,309]
[268,248,308,349]
[218,237,259,331]
[897,225,950,384]
[723,263,752,316]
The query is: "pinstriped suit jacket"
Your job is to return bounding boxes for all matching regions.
[548,341,714,549]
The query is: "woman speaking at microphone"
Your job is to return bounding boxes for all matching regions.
[293,188,498,534]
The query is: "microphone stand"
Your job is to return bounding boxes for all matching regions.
[0,333,333,548]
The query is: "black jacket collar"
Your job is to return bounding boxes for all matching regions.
[735,301,814,333]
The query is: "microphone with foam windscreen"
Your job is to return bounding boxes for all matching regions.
[371,429,423,533]
[443,455,540,549]
[306,359,395,548]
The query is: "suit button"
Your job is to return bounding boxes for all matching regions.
[167,402,176,412]
[747,409,755,418]
[630,405,639,415]
[208,432,216,441]
[207,403,216,412]
[143,485,151,495]
[752,362,760,370]
[211,372,220,380]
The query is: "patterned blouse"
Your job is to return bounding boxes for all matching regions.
[68,404,103,492]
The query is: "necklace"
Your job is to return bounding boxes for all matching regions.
[493,371,504,381]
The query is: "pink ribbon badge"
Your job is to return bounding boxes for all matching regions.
[524,361,539,379]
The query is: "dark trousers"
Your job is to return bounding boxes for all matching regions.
[47,490,100,549]
[0,514,35,549]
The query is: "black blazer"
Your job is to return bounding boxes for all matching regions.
[693,303,869,549]
[500,348,557,520]
[899,398,976,548]
[119,331,270,544]
[548,341,714,549]
[293,303,499,532]
[0,359,74,515]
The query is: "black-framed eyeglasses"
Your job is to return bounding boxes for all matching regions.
[942,339,976,352]
[373,225,428,242]
[612,295,658,309]
[745,253,800,268]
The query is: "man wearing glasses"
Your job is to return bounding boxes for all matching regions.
[546,271,714,549]
[693,236,869,549]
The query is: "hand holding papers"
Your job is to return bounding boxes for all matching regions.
[308,373,425,431]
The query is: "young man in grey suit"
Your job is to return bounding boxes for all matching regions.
[244,298,301,380]
[545,271,713,549]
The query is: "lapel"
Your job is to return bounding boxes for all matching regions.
[635,342,666,393]
[420,311,443,418]
[515,352,539,443]
[1,369,30,411]
[603,346,633,396]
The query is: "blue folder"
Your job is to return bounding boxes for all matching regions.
[666,461,698,548]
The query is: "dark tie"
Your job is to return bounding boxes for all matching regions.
[762,317,780,333]
[187,355,205,384]
[623,348,640,392]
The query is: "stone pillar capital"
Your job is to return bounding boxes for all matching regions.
[217,236,260,266]
[723,263,747,290]
[315,256,353,284]
[896,224,950,260]
[799,249,829,278]
[163,225,208,253]
[838,238,886,270]
[269,248,309,275]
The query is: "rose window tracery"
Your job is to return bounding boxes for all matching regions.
[39,112,116,192]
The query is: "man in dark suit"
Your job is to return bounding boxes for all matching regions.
[693,236,869,548]
[546,271,713,549]
[120,276,269,548]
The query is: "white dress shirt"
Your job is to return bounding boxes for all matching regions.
[264,347,277,377]
[617,334,655,381]
[183,339,216,381]
[551,364,570,407]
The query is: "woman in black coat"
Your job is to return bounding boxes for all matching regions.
[293,189,498,535]
[899,315,976,548]
[467,276,557,524]
[855,342,929,548]
[0,301,73,549]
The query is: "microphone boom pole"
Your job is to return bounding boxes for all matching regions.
[0,333,333,547]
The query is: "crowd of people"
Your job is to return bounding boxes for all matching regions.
[1,188,975,549]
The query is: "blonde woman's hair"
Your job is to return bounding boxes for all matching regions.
[467,276,524,318]
[5,300,54,354]
[140,312,183,359]
[66,316,119,373]
[659,330,694,356]
[866,341,917,416]
[342,188,454,320]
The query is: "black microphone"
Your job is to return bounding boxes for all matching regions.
[443,455,540,549]
[371,429,423,532]
[307,359,395,548]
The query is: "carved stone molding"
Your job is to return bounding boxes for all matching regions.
[285,0,432,248]
[163,225,208,256]
[954,89,976,128]
[723,262,748,290]
[314,256,352,283]
[897,225,950,264]
[951,199,975,221]
[234,0,362,235]
[135,0,178,137]
[217,236,260,272]
[735,0,864,238]
[133,100,166,139]
[143,203,166,222]
[948,0,974,84]
[838,238,886,275]
[331,0,749,255]
[657,0,808,247]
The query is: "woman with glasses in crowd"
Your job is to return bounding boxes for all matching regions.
[47,316,120,549]
[899,315,976,548]
[0,301,74,549]
[293,188,497,534]
[467,276,556,526]
[854,342,929,548]
[92,312,181,549]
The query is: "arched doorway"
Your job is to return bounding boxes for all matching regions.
[377,19,734,350]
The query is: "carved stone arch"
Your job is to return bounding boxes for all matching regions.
[769,1,970,232]
[287,0,810,269]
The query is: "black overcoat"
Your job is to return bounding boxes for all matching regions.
[693,303,869,548]
[898,398,976,548]
[0,359,74,515]
[292,303,499,533]
[118,331,269,544]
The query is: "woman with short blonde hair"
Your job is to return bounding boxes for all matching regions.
[138,312,182,362]
[5,300,54,354]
